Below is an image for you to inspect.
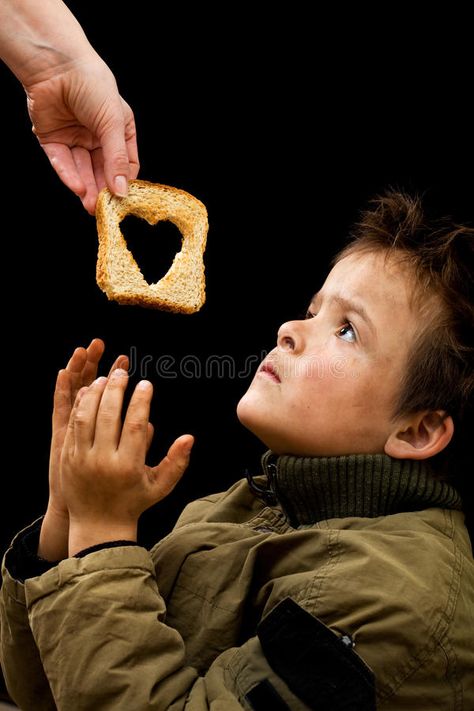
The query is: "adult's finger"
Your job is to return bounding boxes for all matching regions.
[93,368,129,448]
[147,435,194,502]
[91,147,106,198]
[118,380,153,460]
[122,99,140,180]
[41,142,86,197]
[72,146,99,215]
[96,94,130,198]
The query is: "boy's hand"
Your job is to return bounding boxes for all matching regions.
[61,369,193,556]
[39,339,128,560]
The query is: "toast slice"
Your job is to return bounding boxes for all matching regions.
[96,180,208,313]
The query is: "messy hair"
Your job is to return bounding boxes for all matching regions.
[335,189,474,491]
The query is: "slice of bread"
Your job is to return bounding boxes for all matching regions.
[96,180,208,313]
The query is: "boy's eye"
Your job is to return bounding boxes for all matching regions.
[304,310,357,343]
[337,323,356,343]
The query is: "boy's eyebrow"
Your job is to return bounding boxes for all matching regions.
[310,292,376,336]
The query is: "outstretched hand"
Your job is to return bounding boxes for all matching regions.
[39,339,129,561]
[26,54,139,214]
[61,367,193,556]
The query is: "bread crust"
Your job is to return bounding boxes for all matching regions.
[96,180,208,313]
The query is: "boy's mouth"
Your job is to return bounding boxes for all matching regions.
[258,361,281,383]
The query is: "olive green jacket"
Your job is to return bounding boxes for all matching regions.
[1,453,473,709]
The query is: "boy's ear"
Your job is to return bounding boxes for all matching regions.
[384,410,454,460]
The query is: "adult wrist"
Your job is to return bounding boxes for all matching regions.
[0,0,95,86]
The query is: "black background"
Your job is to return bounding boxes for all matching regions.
[1,6,473,555]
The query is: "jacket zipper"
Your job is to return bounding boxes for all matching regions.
[246,454,278,506]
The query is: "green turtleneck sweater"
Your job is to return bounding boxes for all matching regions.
[252,451,462,527]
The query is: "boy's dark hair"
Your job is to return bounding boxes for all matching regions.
[335,188,473,495]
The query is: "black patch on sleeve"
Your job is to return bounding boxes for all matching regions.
[257,597,376,711]
[245,679,291,711]
[4,518,140,583]
[5,518,57,583]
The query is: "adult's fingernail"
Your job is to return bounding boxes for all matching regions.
[114,175,128,197]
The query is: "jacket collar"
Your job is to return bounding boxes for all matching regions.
[247,451,462,527]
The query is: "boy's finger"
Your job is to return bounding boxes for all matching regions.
[52,369,72,431]
[148,435,194,502]
[107,354,129,378]
[93,369,129,448]
[146,422,154,453]
[72,378,108,450]
[66,347,88,403]
[80,338,106,386]
[66,347,87,372]
[63,385,89,454]
[118,380,153,458]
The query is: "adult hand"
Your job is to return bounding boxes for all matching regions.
[25,54,139,215]
[61,367,194,556]
[0,0,139,214]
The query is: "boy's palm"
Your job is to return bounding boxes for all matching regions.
[60,368,193,544]
[48,339,127,519]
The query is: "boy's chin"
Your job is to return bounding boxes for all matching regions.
[236,398,281,452]
[237,398,326,457]
[236,396,256,431]
[236,397,263,434]
[236,392,266,431]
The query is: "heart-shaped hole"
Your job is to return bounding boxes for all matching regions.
[120,215,183,284]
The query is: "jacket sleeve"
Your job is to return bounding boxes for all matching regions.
[19,545,242,710]
[1,566,58,711]
[0,520,59,711]
[4,542,344,711]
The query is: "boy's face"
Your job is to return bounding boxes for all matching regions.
[237,250,420,456]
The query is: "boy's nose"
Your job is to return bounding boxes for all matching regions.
[277,321,303,353]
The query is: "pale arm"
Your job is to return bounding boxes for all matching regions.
[0,0,139,213]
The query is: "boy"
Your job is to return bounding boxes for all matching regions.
[1,189,473,710]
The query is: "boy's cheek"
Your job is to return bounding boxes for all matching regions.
[290,353,358,384]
